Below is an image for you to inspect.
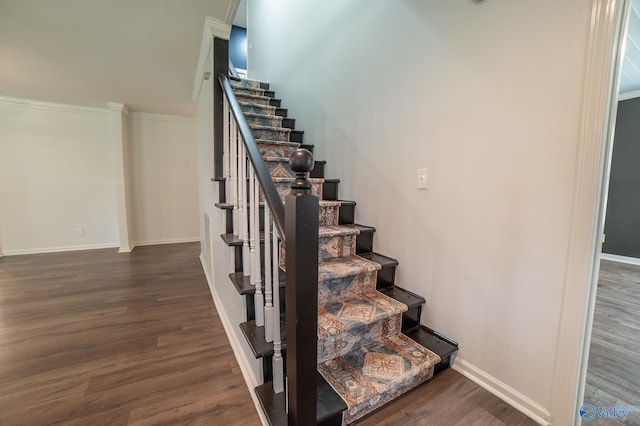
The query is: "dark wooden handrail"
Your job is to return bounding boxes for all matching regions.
[218,73,286,241]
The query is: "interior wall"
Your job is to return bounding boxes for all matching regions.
[0,101,119,254]
[0,98,200,254]
[247,0,592,417]
[195,60,261,385]
[128,113,199,245]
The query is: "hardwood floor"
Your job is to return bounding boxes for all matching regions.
[356,369,537,426]
[0,242,538,425]
[0,243,261,425]
[582,259,640,426]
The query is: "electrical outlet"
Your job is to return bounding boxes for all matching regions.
[417,168,429,190]
[75,227,85,237]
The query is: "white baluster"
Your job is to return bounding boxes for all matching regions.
[272,226,284,393]
[223,96,230,203]
[264,204,274,342]
[239,142,250,275]
[230,112,239,237]
[250,171,268,327]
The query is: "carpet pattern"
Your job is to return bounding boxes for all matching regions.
[232,78,440,424]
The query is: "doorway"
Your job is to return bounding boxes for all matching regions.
[580,0,640,424]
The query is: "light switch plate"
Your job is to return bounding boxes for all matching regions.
[417,168,428,190]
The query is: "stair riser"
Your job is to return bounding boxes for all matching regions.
[339,203,354,225]
[319,234,356,259]
[318,270,377,305]
[320,204,340,227]
[231,80,268,90]
[289,130,304,143]
[252,127,290,141]
[322,181,339,201]
[266,161,295,179]
[221,202,339,233]
[241,104,277,116]
[310,161,325,179]
[237,94,272,106]
[355,230,374,254]
[258,143,298,159]
[233,87,266,97]
[318,315,401,364]
[246,115,283,128]
[280,233,357,267]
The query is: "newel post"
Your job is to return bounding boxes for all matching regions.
[213,37,228,182]
[285,148,319,425]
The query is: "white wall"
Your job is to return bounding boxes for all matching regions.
[195,63,262,385]
[0,100,119,254]
[129,113,199,245]
[248,0,592,421]
[0,98,199,254]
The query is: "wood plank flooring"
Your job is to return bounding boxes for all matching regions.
[356,369,537,426]
[0,242,539,425]
[583,260,640,426]
[0,243,261,425]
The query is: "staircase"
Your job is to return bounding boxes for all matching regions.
[215,76,458,425]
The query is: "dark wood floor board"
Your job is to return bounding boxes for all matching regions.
[583,259,640,426]
[0,242,260,425]
[356,369,537,425]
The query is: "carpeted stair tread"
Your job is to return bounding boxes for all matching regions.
[318,333,440,424]
[319,225,360,239]
[230,78,268,90]
[318,292,407,336]
[272,176,324,184]
[235,92,272,103]
[318,255,380,281]
[250,124,292,133]
[240,103,278,115]
[243,113,284,128]
[256,138,299,147]
[233,86,266,96]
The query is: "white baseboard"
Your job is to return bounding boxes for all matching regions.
[134,237,200,247]
[3,243,119,256]
[452,357,551,425]
[199,254,268,426]
[599,252,640,266]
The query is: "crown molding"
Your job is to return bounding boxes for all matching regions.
[129,111,196,124]
[106,102,130,116]
[618,88,640,100]
[192,16,231,103]
[0,95,110,116]
[225,0,241,24]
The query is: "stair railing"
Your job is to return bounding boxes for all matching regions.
[218,73,319,425]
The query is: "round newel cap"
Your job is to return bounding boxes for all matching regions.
[289,148,314,173]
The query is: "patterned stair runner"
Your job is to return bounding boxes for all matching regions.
[231,78,440,424]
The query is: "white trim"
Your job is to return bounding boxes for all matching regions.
[2,243,119,256]
[225,0,242,25]
[198,254,268,426]
[0,95,110,116]
[134,237,200,247]
[192,16,232,103]
[618,88,640,100]
[600,252,640,265]
[550,1,627,425]
[107,102,130,116]
[452,358,550,425]
[129,111,196,124]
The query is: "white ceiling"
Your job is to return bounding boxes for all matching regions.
[0,0,238,116]
[233,0,247,28]
[620,0,640,94]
